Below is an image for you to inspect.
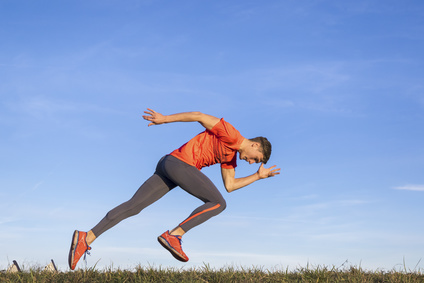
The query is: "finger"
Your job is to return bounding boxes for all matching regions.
[146,108,155,114]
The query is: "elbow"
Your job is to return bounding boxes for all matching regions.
[192,111,203,118]
[192,112,205,122]
[224,184,235,193]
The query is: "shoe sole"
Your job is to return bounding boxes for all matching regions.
[157,236,188,262]
[68,230,78,270]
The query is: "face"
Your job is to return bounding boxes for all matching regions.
[239,143,264,164]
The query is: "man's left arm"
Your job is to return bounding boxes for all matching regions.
[142,108,220,130]
[221,164,280,193]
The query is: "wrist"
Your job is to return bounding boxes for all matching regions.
[256,171,262,180]
[163,115,171,124]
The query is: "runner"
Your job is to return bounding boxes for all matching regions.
[68,109,280,269]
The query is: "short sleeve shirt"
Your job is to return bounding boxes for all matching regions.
[170,118,245,170]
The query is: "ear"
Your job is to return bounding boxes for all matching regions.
[252,142,260,149]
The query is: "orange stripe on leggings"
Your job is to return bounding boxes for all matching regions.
[179,204,221,226]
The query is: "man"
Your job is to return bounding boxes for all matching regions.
[68,109,280,270]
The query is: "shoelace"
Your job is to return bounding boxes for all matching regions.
[83,245,92,264]
[174,235,183,245]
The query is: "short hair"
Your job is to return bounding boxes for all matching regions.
[249,136,272,164]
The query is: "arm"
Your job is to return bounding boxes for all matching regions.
[221,164,281,193]
[142,108,220,130]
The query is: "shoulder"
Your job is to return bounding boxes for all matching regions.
[209,119,244,148]
[210,118,239,133]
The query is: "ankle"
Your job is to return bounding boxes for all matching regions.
[169,227,185,237]
[86,230,96,245]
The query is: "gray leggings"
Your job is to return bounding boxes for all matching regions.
[91,155,227,237]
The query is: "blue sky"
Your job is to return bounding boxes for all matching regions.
[1,0,424,272]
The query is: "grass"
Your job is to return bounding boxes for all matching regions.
[1,264,424,282]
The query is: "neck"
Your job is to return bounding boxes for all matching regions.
[238,138,249,153]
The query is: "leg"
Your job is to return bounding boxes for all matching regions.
[90,173,175,239]
[155,155,226,262]
[70,156,175,269]
[160,155,226,234]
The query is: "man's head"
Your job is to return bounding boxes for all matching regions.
[239,137,272,164]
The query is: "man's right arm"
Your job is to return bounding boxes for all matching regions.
[221,164,280,193]
[142,108,220,130]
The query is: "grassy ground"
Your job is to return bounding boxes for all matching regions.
[1,264,424,282]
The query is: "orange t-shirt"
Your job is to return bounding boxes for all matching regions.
[170,118,245,170]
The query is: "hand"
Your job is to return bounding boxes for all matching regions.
[257,164,281,179]
[142,108,166,126]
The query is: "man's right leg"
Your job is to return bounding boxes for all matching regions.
[90,173,173,238]
[69,160,175,270]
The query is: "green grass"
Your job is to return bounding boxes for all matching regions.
[1,264,424,282]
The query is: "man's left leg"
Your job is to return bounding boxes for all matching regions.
[156,155,226,261]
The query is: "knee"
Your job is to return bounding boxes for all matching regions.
[217,198,227,212]
[106,201,141,221]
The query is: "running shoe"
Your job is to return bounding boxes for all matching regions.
[157,230,189,262]
[68,230,91,270]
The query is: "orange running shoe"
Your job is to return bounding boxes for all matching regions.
[157,230,189,262]
[68,230,92,270]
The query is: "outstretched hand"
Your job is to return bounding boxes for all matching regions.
[142,108,166,126]
[257,164,281,179]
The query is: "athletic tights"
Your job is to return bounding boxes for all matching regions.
[91,155,227,237]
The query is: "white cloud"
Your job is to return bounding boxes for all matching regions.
[393,185,424,192]
[0,217,19,225]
